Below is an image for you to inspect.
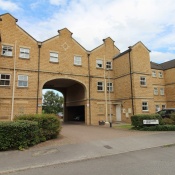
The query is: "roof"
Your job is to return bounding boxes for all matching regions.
[150,62,163,70]
[151,59,175,70]
[113,49,130,60]
[160,59,175,70]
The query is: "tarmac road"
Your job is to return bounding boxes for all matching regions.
[5,145,175,175]
[1,123,175,175]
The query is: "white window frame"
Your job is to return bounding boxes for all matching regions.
[96,59,103,68]
[74,56,82,66]
[50,52,58,63]
[97,82,104,91]
[160,88,164,95]
[142,101,148,111]
[140,76,146,86]
[155,105,160,112]
[18,75,28,87]
[107,82,113,92]
[19,48,30,59]
[106,61,112,70]
[159,72,163,78]
[152,71,156,77]
[154,87,158,95]
[1,45,13,56]
[0,74,10,86]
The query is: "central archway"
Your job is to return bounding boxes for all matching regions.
[42,78,87,123]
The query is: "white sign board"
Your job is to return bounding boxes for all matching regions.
[143,120,159,125]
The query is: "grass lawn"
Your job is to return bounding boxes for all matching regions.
[113,124,133,130]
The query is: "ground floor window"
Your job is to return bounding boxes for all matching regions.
[18,75,28,87]
[0,74,10,86]
[142,101,148,111]
[155,105,160,112]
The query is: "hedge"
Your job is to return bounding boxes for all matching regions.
[0,120,41,151]
[139,125,175,131]
[131,114,162,128]
[15,114,61,141]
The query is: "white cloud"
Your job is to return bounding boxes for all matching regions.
[150,51,175,63]
[16,0,175,63]
[0,0,20,12]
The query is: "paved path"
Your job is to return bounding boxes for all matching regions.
[1,124,175,174]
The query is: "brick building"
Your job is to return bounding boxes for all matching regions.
[0,13,175,125]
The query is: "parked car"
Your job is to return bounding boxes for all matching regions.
[157,108,175,118]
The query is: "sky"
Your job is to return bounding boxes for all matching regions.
[0,0,175,64]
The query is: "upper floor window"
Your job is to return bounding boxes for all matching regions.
[74,56,82,66]
[1,45,13,56]
[160,88,164,95]
[106,61,112,70]
[152,71,156,77]
[154,87,158,95]
[96,59,103,68]
[19,48,30,59]
[142,101,148,111]
[18,75,28,87]
[97,82,104,91]
[162,104,166,109]
[0,74,10,86]
[107,82,113,92]
[50,52,58,63]
[140,76,146,86]
[159,72,163,78]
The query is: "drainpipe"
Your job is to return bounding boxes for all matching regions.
[87,53,91,125]
[36,42,42,114]
[128,47,134,115]
[11,41,17,121]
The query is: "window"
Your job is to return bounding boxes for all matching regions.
[140,76,146,86]
[97,82,104,91]
[152,71,156,77]
[155,105,160,112]
[142,102,148,111]
[50,52,58,62]
[0,74,10,86]
[19,48,30,59]
[159,72,163,78]
[162,104,166,109]
[1,45,13,56]
[154,87,158,95]
[96,59,103,68]
[107,82,113,92]
[74,56,82,65]
[160,88,164,95]
[18,75,28,87]
[106,61,112,70]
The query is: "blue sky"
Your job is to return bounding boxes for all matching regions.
[1,0,175,64]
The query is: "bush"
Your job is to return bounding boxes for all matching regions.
[162,118,174,125]
[15,114,61,140]
[139,125,175,131]
[131,114,162,128]
[0,120,41,151]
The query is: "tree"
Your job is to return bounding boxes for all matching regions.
[42,91,63,114]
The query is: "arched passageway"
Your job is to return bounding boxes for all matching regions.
[43,78,87,123]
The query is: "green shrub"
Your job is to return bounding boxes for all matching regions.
[15,114,61,140]
[131,114,162,128]
[162,118,174,125]
[0,120,41,151]
[139,125,175,131]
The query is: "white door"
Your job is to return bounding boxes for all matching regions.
[116,105,121,121]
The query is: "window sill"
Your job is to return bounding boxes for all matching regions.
[140,85,147,88]
[97,90,104,92]
[1,55,13,58]
[96,67,103,69]
[74,64,82,67]
[17,87,28,89]
[0,86,11,88]
[19,57,30,60]
[49,61,59,64]
[142,110,149,113]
